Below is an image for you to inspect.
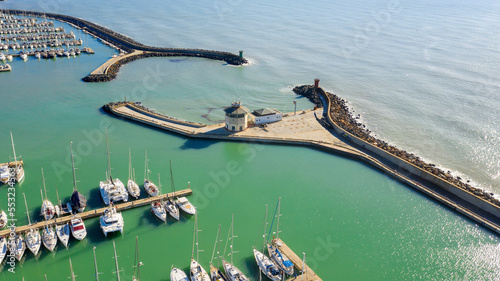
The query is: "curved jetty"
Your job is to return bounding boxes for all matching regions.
[103,87,500,235]
[2,9,247,82]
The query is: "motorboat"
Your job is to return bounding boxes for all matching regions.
[42,224,58,252]
[253,248,282,281]
[100,130,128,205]
[55,223,70,248]
[176,196,196,215]
[100,205,124,237]
[171,267,190,281]
[70,142,87,212]
[70,215,87,240]
[165,198,180,221]
[127,149,140,199]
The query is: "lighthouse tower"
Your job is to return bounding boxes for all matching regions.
[224,101,250,132]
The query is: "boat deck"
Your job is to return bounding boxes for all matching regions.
[272,238,323,281]
[0,160,23,167]
[0,188,192,236]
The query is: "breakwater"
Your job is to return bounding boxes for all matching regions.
[294,84,500,222]
[3,9,247,81]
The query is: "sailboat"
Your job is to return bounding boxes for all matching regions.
[176,182,196,216]
[143,149,158,197]
[165,161,180,221]
[222,215,249,281]
[0,209,7,229]
[151,174,167,222]
[132,236,143,281]
[55,221,70,248]
[70,142,87,212]
[127,149,140,199]
[100,130,128,205]
[100,204,124,237]
[190,210,210,281]
[210,225,228,281]
[42,222,58,252]
[9,132,25,184]
[253,205,282,281]
[0,236,8,263]
[8,233,26,261]
[267,197,293,276]
[40,168,56,221]
[0,163,9,185]
[70,214,87,240]
[23,193,41,256]
[171,266,190,281]
[55,184,73,217]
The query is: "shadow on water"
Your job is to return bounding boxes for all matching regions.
[244,255,260,279]
[180,139,216,150]
[87,187,103,210]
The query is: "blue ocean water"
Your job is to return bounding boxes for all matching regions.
[1,0,500,280]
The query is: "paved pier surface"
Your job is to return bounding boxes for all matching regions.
[0,188,192,236]
[272,238,322,281]
[90,50,141,75]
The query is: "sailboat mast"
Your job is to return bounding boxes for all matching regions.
[135,236,140,281]
[42,167,48,201]
[192,211,197,259]
[128,148,132,181]
[22,193,31,226]
[55,184,61,207]
[169,160,176,198]
[105,128,112,180]
[10,132,19,169]
[144,150,148,181]
[70,142,78,191]
[69,258,77,281]
[230,214,234,264]
[113,241,121,281]
[276,196,281,239]
[93,246,101,281]
[262,204,268,252]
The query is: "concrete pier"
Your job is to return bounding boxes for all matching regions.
[103,101,500,236]
[0,188,192,236]
[272,238,322,281]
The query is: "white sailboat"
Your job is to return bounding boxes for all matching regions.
[190,210,210,281]
[267,197,294,276]
[8,233,25,261]
[100,205,124,237]
[143,149,158,197]
[42,222,58,252]
[132,236,143,281]
[0,164,9,185]
[70,142,87,212]
[151,174,167,222]
[40,168,56,221]
[55,222,70,248]
[9,132,25,184]
[254,205,282,281]
[176,183,196,215]
[127,149,140,199]
[165,161,180,221]
[210,225,228,281]
[171,266,190,281]
[70,215,87,240]
[0,210,7,229]
[100,130,128,205]
[23,193,41,256]
[0,236,8,263]
[222,215,249,281]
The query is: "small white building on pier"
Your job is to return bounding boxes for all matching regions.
[251,108,282,125]
[224,101,250,132]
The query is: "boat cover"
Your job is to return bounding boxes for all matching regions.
[71,191,87,209]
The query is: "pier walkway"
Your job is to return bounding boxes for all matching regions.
[103,101,500,236]
[0,188,192,236]
[273,238,322,281]
[90,50,141,75]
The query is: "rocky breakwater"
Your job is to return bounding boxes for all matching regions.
[293,84,500,208]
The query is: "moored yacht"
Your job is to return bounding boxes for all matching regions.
[70,142,87,212]
[23,193,41,256]
[0,210,7,229]
[0,164,9,185]
[42,223,58,252]
[190,211,210,281]
[70,215,87,240]
[171,267,190,281]
[253,248,281,281]
[0,236,7,263]
[176,196,196,215]
[100,130,128,205]
[9,132,24,184]
[0,52,5,61]
[143,150,158,197]
[100,205,124,237]
[55,222,70,248]
[222,215,249,281]
[8,233,25,261]
[127,149,140,199]
[40,168,56,220]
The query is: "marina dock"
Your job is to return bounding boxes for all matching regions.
[0,188,192,236]
[272,238,322,281]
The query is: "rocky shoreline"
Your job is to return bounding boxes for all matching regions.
[293,85,500,207]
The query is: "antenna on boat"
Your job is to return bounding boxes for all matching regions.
[93,246,102,281]
[112,240,123,281]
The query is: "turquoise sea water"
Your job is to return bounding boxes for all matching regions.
[1,0,500,280]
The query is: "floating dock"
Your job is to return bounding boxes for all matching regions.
[272,238,322,281]
[0,188,192,236]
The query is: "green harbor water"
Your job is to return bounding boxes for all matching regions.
[1,11,500,281]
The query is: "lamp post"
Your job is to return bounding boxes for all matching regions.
[293,100,297,115]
